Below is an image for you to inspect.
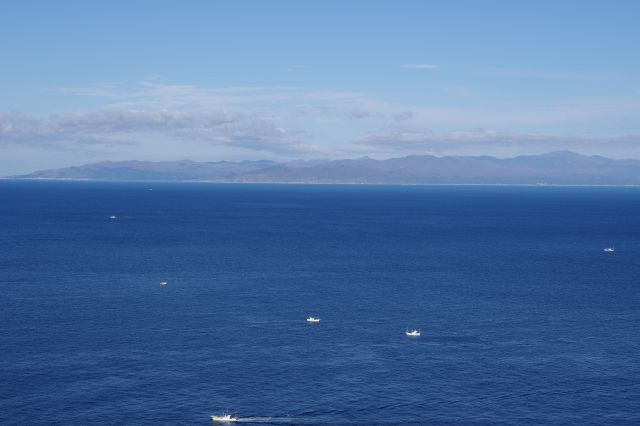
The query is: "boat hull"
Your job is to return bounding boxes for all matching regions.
[211,415,237,422]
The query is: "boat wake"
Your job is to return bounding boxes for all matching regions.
[231,417,300,424]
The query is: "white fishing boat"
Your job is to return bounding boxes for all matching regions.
[306,316,320,323]
[160,281,168,286]
[109,215,117,219]
[406,329,421,337]
[603,247,615,252]
[211,413,237,423]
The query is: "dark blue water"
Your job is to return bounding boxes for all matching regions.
[1,181,639,425]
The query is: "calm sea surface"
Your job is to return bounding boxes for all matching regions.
[1,181,639,425]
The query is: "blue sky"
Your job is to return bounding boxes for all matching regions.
[1,0,639,174]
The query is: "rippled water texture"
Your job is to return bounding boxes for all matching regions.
[1,182,639,425]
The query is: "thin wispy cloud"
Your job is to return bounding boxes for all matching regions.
[6,79,640,163]
[392,111,418,122]
[55,81,367,111]
[55,80,640,128]
[397,64,618,80]
[400,64,441,70]
[0,109,306,154]
[473,67,620,80]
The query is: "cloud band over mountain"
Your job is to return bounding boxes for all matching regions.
[0,109,302,153]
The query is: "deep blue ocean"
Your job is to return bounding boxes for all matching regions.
[1,181,639,425]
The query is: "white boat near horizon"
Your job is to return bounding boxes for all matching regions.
[211,413,237,423]
[109,215,117,219]
[306,316,320,323]
[406,329,421,337]
[603,247,615,252]
[160,281,168,286]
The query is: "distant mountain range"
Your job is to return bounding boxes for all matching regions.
[9,151,640,185]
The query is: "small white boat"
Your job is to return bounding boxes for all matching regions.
[603,247,615,252]
[109,215,117,219]
[160,281,168,286]
[306,316,320,323]
[211,413,237,423]
[406,329,421,337]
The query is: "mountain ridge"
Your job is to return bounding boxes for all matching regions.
[9,151,640,185]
